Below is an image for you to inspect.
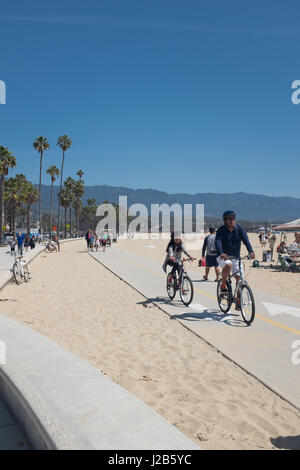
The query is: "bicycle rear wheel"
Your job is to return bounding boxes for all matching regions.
[23,265,31,282]
[217,280,232,313]
[13,263,22,285]
[180,275,194,306]
[239,284,255,325]
[166,272,176,300]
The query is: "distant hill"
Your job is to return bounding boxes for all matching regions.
[36,184,300,223]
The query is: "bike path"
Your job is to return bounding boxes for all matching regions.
[89,246,300,410]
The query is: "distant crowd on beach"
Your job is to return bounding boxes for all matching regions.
[7,232,62,256]
[85,229,112,252]
[258,230,300,261]
[8,233,39,256]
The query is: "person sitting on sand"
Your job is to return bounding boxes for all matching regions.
[53,234,60,252]
[46,241,57,252]
[295,233,300,246]
[277,241,288,254]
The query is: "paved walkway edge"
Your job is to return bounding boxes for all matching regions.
[0,240,199,450]
[88,250,300,413]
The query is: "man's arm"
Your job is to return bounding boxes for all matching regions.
[215,228,224,257]
[239,226,254,255]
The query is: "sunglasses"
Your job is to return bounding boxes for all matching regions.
[225,217,235,221]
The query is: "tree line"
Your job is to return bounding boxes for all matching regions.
[0,135,100,244]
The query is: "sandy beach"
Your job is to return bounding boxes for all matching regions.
[117,232,300,304]
[0,239,300,449]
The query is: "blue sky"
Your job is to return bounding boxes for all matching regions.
[1,0,300,197]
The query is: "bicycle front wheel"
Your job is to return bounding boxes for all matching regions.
[180,275,194,306]
[239,284,255,325]
[217,280,232,313]
[13,263,22,285]
[23,265,31,282]
[166,273,176,300]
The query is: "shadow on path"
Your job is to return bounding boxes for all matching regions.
[170,309,247,327]
[137,297,175,309]
[137,297,248,327]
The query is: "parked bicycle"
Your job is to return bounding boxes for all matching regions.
[12,255,31,285]
[166,258,194,306]
[217,255,255,325]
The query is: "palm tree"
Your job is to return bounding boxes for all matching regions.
[64,177,75,236]
[46,165,60,237]
[77,169,84,181]
[59,188,72,238]
[73,179,85,235]
[22,182,39,234]
[0,146,16,243]
[57,135,72,237]
[4,174,27,236]
[33,136,50,235]
[86,198,97,228]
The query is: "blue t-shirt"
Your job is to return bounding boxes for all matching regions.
[215,224,253,258]
[17,234,25,245]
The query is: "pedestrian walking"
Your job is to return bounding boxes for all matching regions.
[201,227,221,282]
[9,236,16,256]
[16,232,25,256]
[268,233,277,261]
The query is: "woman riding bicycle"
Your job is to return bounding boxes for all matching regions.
[165,233,195,277]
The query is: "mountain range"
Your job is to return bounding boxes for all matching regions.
[34,184,300,223]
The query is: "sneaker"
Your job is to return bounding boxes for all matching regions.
[221,283,228,293]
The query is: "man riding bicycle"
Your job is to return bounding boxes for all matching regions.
[215,210,255,307]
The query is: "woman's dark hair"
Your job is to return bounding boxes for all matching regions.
[166,238,182,253]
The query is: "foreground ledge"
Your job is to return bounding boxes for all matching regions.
[0,314,200,450]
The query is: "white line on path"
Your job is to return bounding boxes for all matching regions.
[263,302,300,320]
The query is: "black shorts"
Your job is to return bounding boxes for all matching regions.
[206,255,218,267]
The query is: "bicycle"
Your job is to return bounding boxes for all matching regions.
[217,255,255,325]
[166,258,194,306]
[12,255,31,285]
